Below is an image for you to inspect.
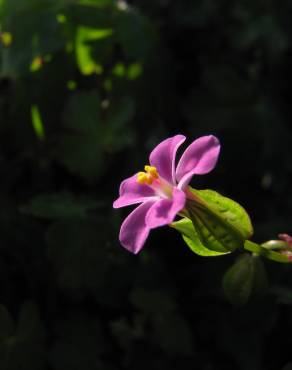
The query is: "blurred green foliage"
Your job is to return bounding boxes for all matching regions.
[1,0,292,369]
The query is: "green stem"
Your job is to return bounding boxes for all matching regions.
[244,240,292,263]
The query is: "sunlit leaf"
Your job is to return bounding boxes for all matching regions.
[31,105,45,140]
[75,26,113,75]
[186,188,253,252]
[171,218,230,256]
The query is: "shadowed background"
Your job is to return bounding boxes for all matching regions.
[1,0,292,369]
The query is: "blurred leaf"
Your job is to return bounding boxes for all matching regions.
[233,15,288,59]
[67,3,112,28]
[103,95,135,151]
[20,192,100,220]
[114,6,155,60]
[182,67,254,131]
[223,254,254,306]
[57,91,134,180]
[76,0,114,7]
[57,91,103,180]
[0,0,60,15]
[62,91,101,131]
[0,1,65,77]
[171,218,231,256]
[222,254,267,306]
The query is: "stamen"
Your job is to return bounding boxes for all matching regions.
[137,165,159,185]
[144,165,159,179]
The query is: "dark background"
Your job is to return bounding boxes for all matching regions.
[1,0,292,369]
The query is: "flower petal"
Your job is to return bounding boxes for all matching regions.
[113,174,158,208]
[149,134,186,184]
[119,201,155,254]
[145,188,186,228]
[176,135,220,189]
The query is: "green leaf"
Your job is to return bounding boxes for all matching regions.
[244,240,292,263]
[192,188,253,239]
[171,218,231,256]
[222,254,267,306]
[186,188,253,252]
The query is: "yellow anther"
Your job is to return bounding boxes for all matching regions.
[137,172,148,184]
[137,165,159,185]
[144,165,159,179]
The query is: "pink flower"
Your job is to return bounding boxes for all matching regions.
[113,135,220,253]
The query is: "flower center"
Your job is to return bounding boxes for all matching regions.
[137,165,159,185]
[137,165,174,199]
